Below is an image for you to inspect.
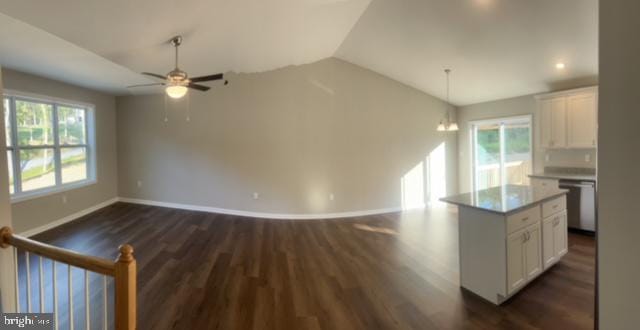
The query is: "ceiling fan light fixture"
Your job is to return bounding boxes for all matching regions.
[166,84,188,99]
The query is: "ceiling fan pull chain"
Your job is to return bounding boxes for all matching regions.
[164,94,169,122]
[186,93,191,122]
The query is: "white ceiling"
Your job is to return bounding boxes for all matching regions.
[336,0,598,105]
[0,12,153,94]
[0,0,597,105]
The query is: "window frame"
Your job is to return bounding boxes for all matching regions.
[469,114,533,192]
[3,90,97,203]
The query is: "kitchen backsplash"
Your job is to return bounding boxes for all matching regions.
[537,148,597,170]
[543,166,596,174]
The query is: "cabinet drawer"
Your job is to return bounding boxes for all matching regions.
[542,196,566,218]
[531,178,559,193]
[507,206,541,234]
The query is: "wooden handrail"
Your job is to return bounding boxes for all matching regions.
[1,226,115,275]
[1,226,137,330]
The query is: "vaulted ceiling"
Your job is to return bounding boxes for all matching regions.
[0,0,597,105]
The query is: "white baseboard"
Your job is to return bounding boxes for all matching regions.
[118,197,403,220]
[19,197,120,237]
[17,197,404,237]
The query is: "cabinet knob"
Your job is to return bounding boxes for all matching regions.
[521,217,529,222]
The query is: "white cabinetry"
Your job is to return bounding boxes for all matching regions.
[539,97,567,148]
[524,223,542,279]
[542,210,568,269]
[537,87,597,149]
[507,223,542,295]
[507,229,526,294]
[567,93,598,148]
[455,194,568,305]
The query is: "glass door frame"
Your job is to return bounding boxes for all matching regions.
[470,114,533,192]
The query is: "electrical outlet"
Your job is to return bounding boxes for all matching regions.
[329,193,335,201]
[253,192,260,200]
[62,195,67,204]
[585,154,591,162]
[137,180,143,188]
[545,154,550,162]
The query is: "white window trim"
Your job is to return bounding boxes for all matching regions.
[3,89,97,204]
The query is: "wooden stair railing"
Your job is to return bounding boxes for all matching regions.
[0,226,136,330]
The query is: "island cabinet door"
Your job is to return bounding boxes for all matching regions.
[553,211,568,258]
[524,223,543,280]
[543,211,569,269]
[542,217,557,269]
[507,229,527,295]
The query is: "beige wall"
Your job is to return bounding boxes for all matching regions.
[598,0,640,328]
[117,58,457,215]
[457,94,597,193]
[2,69,118,233]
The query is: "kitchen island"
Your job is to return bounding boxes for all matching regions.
[441,185,569,305]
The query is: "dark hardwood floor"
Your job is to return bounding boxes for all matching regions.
[24,202,594,330]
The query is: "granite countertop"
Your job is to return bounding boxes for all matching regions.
[529,172,596,182]
[440,184,568,215]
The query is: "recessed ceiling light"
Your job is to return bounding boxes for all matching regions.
[555,62,566,70]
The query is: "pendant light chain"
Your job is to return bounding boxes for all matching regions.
[175,42,179,70]
[446,69,451,123]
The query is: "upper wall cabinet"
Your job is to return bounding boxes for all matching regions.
[539,97,567,148]
[536,87,598,149]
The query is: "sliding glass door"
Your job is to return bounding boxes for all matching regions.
[472,116,532,191]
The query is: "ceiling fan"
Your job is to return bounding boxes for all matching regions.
[128,35,228,99]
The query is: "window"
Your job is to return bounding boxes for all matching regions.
[471,115,532,191]
[3,93,95,201]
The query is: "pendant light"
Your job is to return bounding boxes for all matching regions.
[438,69,459,132]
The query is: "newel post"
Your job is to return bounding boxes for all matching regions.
[115,244,136,330]
[0,226,17,312]
[0,226,12,248]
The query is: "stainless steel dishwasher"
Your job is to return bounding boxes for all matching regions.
[559,180,596,232]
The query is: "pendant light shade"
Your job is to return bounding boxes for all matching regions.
[437,69,458,132]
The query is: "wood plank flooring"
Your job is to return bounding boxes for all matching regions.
[27,202,595,330]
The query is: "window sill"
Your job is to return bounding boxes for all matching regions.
[11,179,98,204]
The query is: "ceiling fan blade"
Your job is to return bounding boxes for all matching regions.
[141,72,167,80]
[189,73,223,82]
[127,83,165,88]
[187,83,211,91]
